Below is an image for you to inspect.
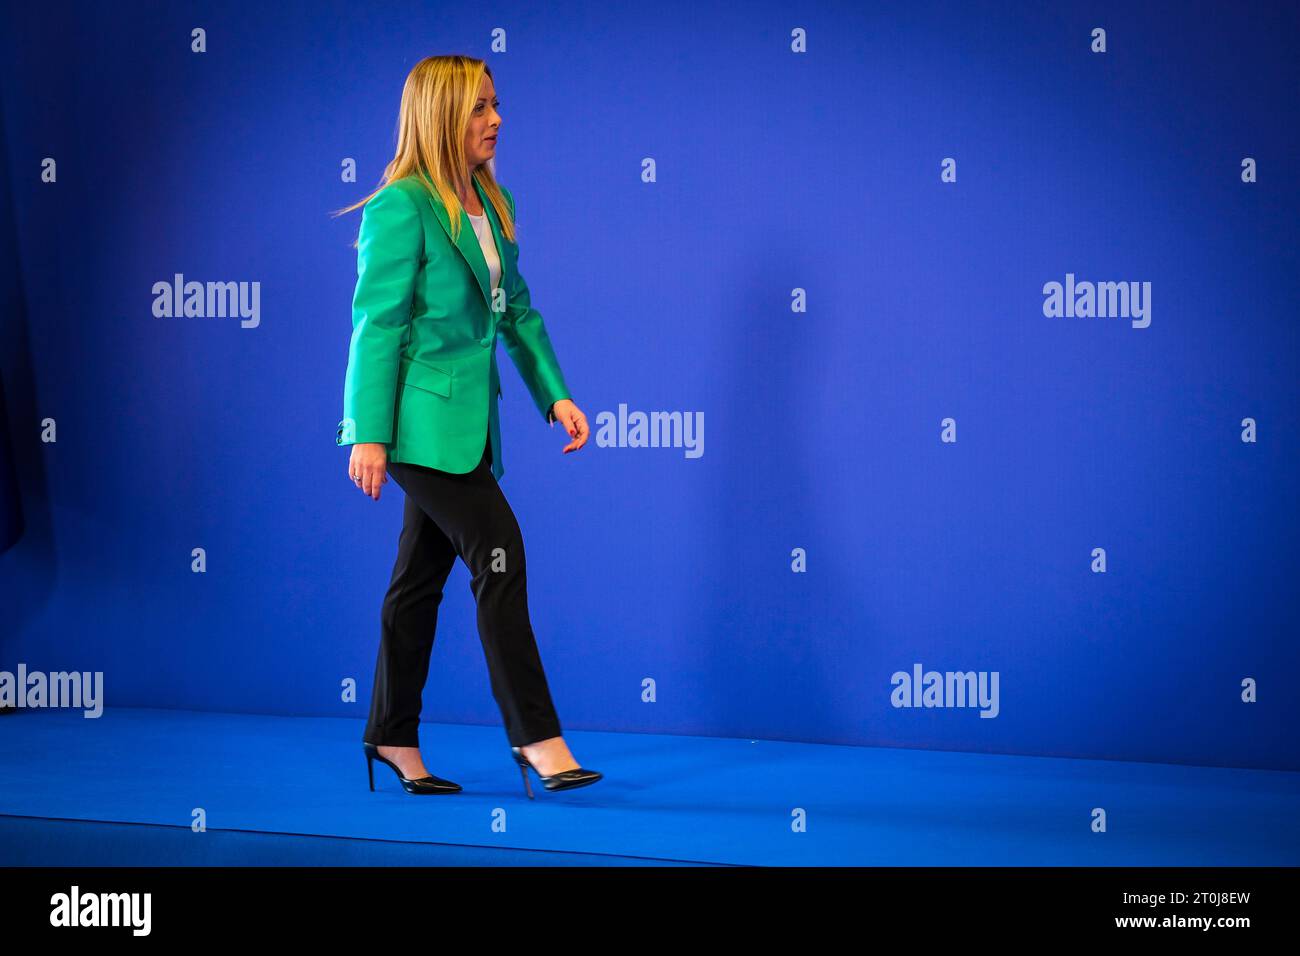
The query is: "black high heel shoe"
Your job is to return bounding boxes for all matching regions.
[510,746,603,799]
[363,742,462,795]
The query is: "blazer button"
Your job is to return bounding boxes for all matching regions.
[479,336,492,348]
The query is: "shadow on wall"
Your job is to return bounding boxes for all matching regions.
[0,89,57,651]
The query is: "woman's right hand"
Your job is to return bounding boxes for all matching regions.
[348,442,389,501]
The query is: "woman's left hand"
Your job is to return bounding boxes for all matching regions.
[550,399,589,454]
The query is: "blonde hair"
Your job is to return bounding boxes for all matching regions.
[332,54,515,247]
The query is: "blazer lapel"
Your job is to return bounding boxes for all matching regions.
[424,177,507,323]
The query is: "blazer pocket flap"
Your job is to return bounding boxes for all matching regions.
[400,357,452,397]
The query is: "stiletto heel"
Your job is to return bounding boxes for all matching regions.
[363,742,462,795]
[510,745,602,799]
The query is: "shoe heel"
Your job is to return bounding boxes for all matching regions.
[511,747,536,800]
[366,752,375,792]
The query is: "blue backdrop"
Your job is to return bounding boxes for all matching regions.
[1,0,1296,770]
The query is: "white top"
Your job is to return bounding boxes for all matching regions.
[467,210,502,292]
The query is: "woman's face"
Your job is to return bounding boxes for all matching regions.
[464,74,501,168]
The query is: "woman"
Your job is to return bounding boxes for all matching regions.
[334,55,601,799]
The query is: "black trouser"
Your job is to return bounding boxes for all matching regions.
[362,433,563,749]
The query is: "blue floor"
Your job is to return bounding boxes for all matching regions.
[1,707,1296,866]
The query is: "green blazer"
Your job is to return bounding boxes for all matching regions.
[336,174,571,481]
